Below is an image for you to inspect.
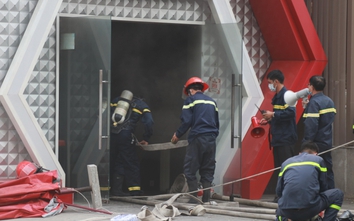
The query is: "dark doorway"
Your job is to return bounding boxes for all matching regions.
[110,21,202,193]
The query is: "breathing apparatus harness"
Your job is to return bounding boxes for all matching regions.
[111,98,136,135]
[111,93,148,139]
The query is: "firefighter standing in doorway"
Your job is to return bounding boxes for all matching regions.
[171,77,219,203]
[110,90,154,196]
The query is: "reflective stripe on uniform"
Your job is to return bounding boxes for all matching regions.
[132,108,142,114]
[330,204,341,210]
[303,113,320,118]
[278,161,327,177]
[273,104,289,110]
[128,186,141,191]
[132,108,150,114]
[303,108,336,118]
[319,108,336,114]
[182,100,218,111]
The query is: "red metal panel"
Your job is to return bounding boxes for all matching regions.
[247,0,327,61]
[248,0,305,60]
[223,0,327,199]
[286,1,328,61]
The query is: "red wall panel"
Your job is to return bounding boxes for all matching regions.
[223,0,327,199]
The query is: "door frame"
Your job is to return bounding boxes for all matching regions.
[56,14,112,188]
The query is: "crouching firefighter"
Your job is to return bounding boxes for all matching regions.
[275,141,343,221]
[110,90,154,196]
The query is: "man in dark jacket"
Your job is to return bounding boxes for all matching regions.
[262,70,298,167]
[110,90,154,196]
[260,70,298,202]
[275,141,343,221]
[302,75,336,189]
[171,77,219,203]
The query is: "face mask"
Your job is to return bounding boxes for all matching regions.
[268,83,276,92]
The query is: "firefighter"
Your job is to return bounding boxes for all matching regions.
[302,75,336,189]
[110,90,154,196]
[260,69,297,202]
[275,141,343,221]
[171,77,219,203]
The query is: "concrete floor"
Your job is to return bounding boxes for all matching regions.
[6,194,354,221]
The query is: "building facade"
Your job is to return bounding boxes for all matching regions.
[0,0,351,199]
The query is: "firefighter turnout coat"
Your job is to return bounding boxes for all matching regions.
[276,152,328,209]
[175,92,219,142]
[269,87,297,147]
[303,92,336,150]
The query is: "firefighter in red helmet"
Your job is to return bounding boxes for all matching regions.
[171,76,219,203]
[183,77,209,96]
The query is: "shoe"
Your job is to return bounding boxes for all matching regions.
[339,210,354,220]
[110,175,130,197]
[187,180,200,203]
[188,195,201,204]
[130,190,143,196]
[201,182,211,203]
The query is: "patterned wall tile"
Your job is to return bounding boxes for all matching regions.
[0,0,271,180]
[230,0,271,80]
[60,0,206,22]
[24,21,57,148]
[0,0,37,178]
[201,22,233,138]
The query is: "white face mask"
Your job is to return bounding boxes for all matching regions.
[268,83,276,92]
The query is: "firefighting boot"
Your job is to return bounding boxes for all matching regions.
[111,175,129,196]
[201,182,211,203]
[187,180,199,204]
[130,189,143,196]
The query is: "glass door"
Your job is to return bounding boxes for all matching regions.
[59,16,111,199]
[200,22,243,196]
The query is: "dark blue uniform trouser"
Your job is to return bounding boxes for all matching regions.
[111,130,141,192]
[184,134,216,191]
[273,144,295,168]
[276,188,343,221]
[320,151,335,189]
